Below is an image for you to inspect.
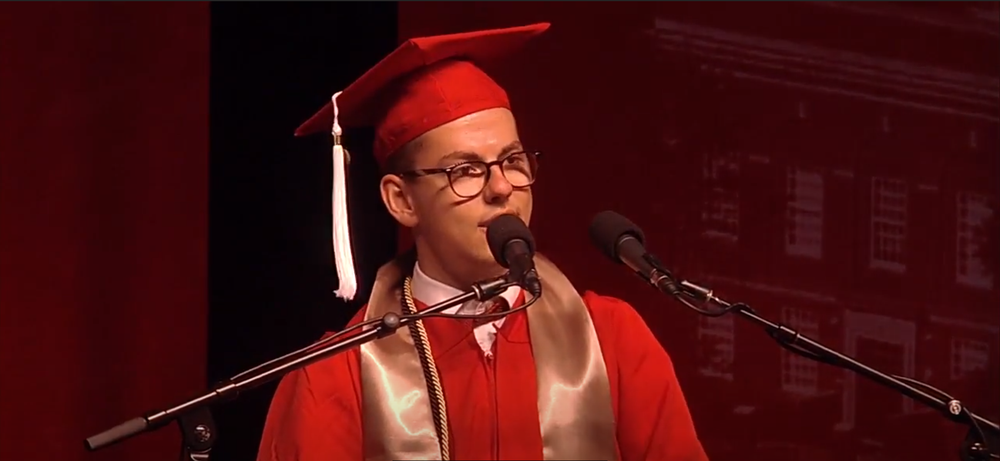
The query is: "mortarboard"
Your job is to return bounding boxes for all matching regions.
[295,22,551,301]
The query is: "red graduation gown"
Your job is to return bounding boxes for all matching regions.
[256,291,709,461]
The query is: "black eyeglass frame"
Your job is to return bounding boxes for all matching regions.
[394,150,542,198]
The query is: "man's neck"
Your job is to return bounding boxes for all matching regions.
[411,245,503,292]
[412,255,479,292]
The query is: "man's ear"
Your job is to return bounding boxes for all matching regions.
[380,174,418,228]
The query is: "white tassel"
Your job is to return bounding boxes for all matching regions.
[331,91,357,300]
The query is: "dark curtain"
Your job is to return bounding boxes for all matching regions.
[1,3,398,460]
[0,3,210,461]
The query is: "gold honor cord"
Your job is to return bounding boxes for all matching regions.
[400,276,451,460]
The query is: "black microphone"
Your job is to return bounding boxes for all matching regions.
[486,214,542,297]
[588,210,680,295]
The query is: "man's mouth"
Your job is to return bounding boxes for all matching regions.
[479,212,518,228]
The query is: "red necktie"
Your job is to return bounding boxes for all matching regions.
[473,297,510,327]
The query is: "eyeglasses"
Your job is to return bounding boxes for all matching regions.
[396,151,541,198]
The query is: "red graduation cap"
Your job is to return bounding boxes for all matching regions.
[295,22,550,300]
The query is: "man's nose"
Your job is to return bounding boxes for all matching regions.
[482,165,513,201]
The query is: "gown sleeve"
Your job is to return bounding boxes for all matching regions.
[584,292,711,461]
[255,315,367,461]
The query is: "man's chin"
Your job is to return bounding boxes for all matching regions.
[471,249,505,273]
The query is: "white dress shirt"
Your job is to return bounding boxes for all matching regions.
[411,262,521,357]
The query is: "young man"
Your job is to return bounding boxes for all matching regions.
[257,23,709,461]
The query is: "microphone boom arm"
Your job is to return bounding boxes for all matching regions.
[84,276,517,458]
[587,210,997,460]
[672,277,999,459]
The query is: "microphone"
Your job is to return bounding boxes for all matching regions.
[486,214,542,297]
[588,210,680,295]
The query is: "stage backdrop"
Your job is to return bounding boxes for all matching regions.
[0,3,209,461]
[399,3,1000,461]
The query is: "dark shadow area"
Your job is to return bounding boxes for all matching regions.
[208,3,398,460]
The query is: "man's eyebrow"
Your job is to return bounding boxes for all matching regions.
[498,140,524,156]
[438,140,524,165]
[439,151,481,165]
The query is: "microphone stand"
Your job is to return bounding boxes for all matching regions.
[660,270,998,461]
[84,276,515,460]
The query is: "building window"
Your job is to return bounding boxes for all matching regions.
[786,168,824,259]
[951,337,989,380]
[870,177,907,272]
[956,192,994,290]
[780,307,821,395]
[697,314,735,381]
[702,150,740,241]
[839,311,918,430]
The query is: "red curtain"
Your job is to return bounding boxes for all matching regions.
[0,3,209,461]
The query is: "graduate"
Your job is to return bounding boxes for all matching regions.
[256,23,709,461]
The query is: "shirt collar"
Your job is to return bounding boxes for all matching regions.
[411,261,521,311]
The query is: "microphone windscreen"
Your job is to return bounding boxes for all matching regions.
[588,210,646,262]
[486,214,536,268]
